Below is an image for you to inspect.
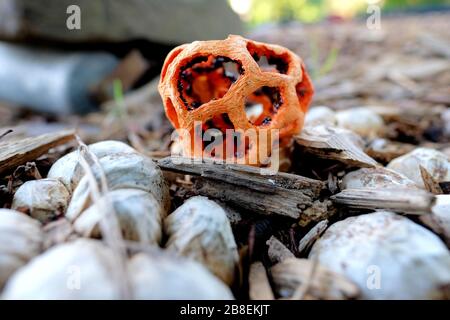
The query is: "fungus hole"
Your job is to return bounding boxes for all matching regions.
[177,55,244,110]
[199,113,251,159]
[245,86,283,126]
[247,43,289,74]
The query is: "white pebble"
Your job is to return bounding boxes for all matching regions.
[335,107,384,138]
[165,196,239,285]
[309,211,450,299]
[387,147,450,188]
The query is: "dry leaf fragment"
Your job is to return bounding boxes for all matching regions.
[420,165,444,194]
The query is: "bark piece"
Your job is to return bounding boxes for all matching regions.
[331,188,435,215]
[249,261,274,300]
[295,125,378,168]
[158,157,324,219]
[0,130,75,175]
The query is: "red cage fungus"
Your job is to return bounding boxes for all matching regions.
[159,35,313,165]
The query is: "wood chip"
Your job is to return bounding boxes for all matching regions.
[295,125,378,168]
[249,261,275,300]
[331,188,435,215]
[298,220,328,253]
[299,200,335,227]
[158,157,324,219]
[266,236,295,264]
[419,33,450,59]
[0,130,76,175]
[420,165,443,194]
[366,138,415,164]
[270,258,360,300]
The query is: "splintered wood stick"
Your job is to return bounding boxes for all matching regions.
[0,130,76,175]
[298,219,328,253]
[249,261,275,300]
[331,188,435,215]
[158,157,324,219]
[266,236,295,264]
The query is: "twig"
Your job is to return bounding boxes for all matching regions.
[332,188,435,215]
[75,135,132,299]
[290,255,320,300]
[0,129,13,140]
[298,220,328,253]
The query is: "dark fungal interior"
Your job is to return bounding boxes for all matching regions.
[246,42,290,74]
[177,55,244,111]
[201,113,252,159]
[245,86,283,126]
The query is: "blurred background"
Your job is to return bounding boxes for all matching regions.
[0,0,449,150]
[231,0,450,25]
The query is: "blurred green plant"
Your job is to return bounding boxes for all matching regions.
[237,0,450,26]
[112,79,127,120]
[384,0,450,10]
[307,36,339,80]
[310,43,339,80]
[248,0,326,24]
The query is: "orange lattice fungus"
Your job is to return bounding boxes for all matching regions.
[158,35,313,165]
